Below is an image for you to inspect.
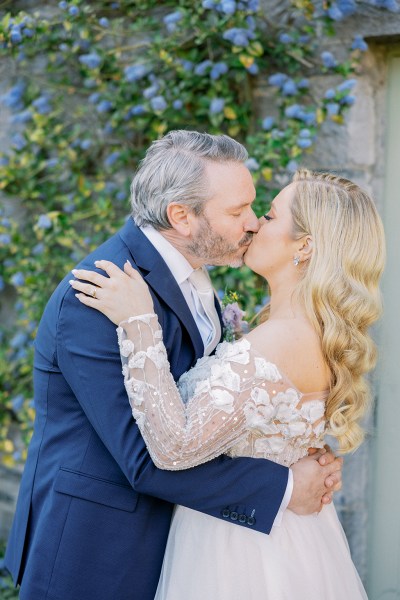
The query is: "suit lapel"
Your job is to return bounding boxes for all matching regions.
[119,219,207,358]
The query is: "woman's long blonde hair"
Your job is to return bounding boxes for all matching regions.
[262,170,385,453]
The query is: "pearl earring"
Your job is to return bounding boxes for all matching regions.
[293,256,300,266]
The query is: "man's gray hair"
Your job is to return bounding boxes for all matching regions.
[130,130,248,229]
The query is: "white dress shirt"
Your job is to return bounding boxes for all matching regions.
[140,225,293,525]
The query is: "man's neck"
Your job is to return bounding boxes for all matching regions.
[159,229,203,269]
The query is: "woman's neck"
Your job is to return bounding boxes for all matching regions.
[268,279,305,321]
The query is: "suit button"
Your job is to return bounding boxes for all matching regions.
[222,509,230,518]
[247,516,255,526]
[238,514,247,523]
[230,511,238,521]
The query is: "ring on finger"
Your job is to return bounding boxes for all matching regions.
[91,287,97,299]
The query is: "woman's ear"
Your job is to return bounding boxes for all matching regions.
[166,202,192,237]
[298,236,313,262]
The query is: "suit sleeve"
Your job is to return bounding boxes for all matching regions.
[57,285,289,534]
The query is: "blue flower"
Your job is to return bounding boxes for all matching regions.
[297,137,313,149]
[202,0,216,8]
[80,139,92,150]
[10,27,23,44]
[337,79,356,93]
[23,28,34,38]
[285,104,303,119]
[337,0,357,15]
[0,156,9,166]
[96,100,113,113]
[59,1,68,8]
[268,72,287,87]
[209,98,225,114]
[59,43,69,52]
[178,59,193,72]
[1,217,11,228]
[351,35,368,51]
[321,51,337,68]
[326,102,340,116]
[12,394,24,412]
[324,88,336,100]
[124,64,148,82]
[279,33,293,44]
[328,3,344,20]
[245,157,260,171]
[99,17,110,27]
[298,128,311,138]
[340,94,355,105]
[11,133,27,150]
[172,99,183,110]
[287,159,298,172]
[0,233,11,245]
[32,242,45,255]
[11,272,25,287]
[220,1,237,14]
[11,109,32,124]
[69,6,79,16]
[143,84,159,99]
[0,275,4,291]
[298,78,309,89]
[45,158,58,168]
[223,27,254,47]
[130,104,146,116]
[261,116,275,131]
[163,10,183,32]
[194,60,212,76]
[104,151,120,167]
[10,332,28,349]
[32,96,51,114]
[79,53,102,69]
[150,96,167,112]
[37,214,52,229]
[246,63,259,75]
[210,62,228,80]
[88,92,100,104]
[1,81,25,110]
[116,191,126,202]
[282,79,297,96]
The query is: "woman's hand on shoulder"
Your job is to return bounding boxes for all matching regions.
[69,259,155,325]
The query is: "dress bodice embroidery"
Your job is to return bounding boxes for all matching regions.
[118,314,327,470]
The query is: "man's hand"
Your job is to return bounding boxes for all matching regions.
[288,447,343,515]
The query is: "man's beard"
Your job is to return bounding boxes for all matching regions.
[186,215,254,268]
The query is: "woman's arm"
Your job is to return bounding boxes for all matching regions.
[70,260,323,470]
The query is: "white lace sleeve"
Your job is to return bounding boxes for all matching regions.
[118,314,325,470]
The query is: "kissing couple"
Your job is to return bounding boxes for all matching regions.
[6,130,384,599]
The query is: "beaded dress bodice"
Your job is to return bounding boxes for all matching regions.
[118,314,327,470]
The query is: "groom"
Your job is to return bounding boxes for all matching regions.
[5,130,342,600]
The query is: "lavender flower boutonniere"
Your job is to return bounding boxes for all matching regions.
[221,291,248,342]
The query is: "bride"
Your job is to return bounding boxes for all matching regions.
[70,169,385,599]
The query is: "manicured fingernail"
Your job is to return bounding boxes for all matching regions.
[320,457,326,465]
[72,269,78,275]
[68,280,74,285]
[94,261,99,265]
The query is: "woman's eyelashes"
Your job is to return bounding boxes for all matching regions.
[264,214,273,221]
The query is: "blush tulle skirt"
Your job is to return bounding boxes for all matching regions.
[155,502,367,600]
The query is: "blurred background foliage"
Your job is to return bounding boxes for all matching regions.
[0,0,396,475]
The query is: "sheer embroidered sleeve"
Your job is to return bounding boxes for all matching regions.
[117,314,325,470]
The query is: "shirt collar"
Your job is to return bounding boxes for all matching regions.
[140,225,194,285]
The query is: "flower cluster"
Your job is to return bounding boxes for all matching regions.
[221,292,248,342]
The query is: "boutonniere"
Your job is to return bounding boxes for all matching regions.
[221,291,248,342]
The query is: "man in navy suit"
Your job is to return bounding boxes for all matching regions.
[5,131,342,599]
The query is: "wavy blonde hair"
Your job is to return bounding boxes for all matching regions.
[261,170,385,453]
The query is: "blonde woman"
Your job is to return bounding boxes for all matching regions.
[71,170,384,599]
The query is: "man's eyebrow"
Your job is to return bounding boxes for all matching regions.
[228,199,255,210]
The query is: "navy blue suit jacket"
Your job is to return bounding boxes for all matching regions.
[5,218,288,600]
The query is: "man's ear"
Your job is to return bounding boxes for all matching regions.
[166,202,192,237]
[298,236,313,262]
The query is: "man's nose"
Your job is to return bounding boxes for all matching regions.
[246,210,260,233]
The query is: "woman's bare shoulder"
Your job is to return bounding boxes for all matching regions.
[245,318,330,393]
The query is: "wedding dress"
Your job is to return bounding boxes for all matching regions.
[118,314,367,600]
